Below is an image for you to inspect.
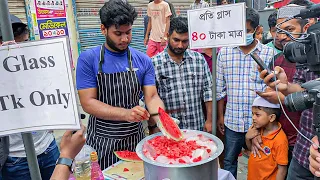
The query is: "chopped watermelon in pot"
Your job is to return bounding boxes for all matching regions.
[114,151,142,162]
[158,107,183,141]
[193,156,202,163]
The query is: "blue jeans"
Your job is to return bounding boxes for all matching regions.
[286,157,313,180]
[2,140,60,180]
[223,126,246,179]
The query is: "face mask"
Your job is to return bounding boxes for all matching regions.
[246,33,254,45]
[246,28,257,45]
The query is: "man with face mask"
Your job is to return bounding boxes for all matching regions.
[152,17,213,134]
[76,0,165,170]
[216,7,276,178]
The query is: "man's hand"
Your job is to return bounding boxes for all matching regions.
[259,66,289,92]
[160,39,167,46]
[204,120,212,133]
[217,117,225,135]
[251,135,265,158]
[125,106,150,122]
[246,125,259,140]
[144,37,149,46]
[60,125,86,160]
[256,87,285,104]
[309,136,320,177]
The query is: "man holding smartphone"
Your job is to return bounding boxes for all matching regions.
[258,1,319,179]
[216,7,276,178]
[254,4,310,169]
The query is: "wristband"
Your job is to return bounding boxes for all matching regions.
[56,157,73,172]
[148,124,157,130]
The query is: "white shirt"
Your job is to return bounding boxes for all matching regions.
[9,131,54,157]
[190,0,210,9]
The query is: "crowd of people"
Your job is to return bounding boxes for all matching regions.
[1,0,320,180]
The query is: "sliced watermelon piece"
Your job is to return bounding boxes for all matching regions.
[123,168,129,172]
[158,107,183,141]
[114,150,142,162]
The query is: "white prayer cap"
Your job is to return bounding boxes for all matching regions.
[252,96,280,109]
[277,4,306,19]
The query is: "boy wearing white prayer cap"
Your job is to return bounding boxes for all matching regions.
[246,96,288,180]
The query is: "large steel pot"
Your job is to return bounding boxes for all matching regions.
[136,130,224,180]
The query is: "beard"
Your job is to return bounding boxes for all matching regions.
[168,42,186,56]
[106,35,129,53]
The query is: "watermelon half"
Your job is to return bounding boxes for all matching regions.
[158,107,183,141]
[114,150,142,162]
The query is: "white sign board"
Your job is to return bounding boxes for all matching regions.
[0,37,80,136]
[188,3,246,49]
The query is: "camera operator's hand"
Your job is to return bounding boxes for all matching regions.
[309,136,320,177]
[256,87,285,104]
[259,66,289,93]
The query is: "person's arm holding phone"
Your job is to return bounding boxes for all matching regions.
[256,87,286,104]
[259,66,304,96]
[50,125,86,180]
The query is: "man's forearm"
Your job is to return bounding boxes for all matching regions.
[145,19,151,39]
[164,18,170,36]
[81,99,128,121]
[283,83,305,96]
[205,101,212,122]
[50,165,70,180]
[217,99,225,119]
[145,94,165,125]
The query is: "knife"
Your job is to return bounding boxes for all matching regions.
[150,108,184,117]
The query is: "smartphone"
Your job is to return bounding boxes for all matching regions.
[250,53,275,82]
[249,89,263,94]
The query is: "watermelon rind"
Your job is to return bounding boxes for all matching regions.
[114,150,142,162]
[158,107,183,141]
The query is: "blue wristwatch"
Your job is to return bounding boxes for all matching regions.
[56,157,73,171]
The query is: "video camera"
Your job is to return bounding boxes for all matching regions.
[280,4,320,113]
[284,78,320,112]
[283,4,320,73]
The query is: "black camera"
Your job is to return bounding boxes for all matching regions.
[280,4,320,113]
[284,78,320,112]
[283,22,320,72]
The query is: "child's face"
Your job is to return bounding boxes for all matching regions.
[252,107,272,129]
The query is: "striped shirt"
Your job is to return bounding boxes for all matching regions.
[292,68,319,169]
[216,41,276,132]
[152,49,213,131]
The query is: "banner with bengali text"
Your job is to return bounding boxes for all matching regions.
[35,0,66,19]
[37,18,69,39]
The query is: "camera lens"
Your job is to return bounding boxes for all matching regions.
[284,91,314,112]
[283,42,308,64]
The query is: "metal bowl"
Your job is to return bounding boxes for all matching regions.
[136,129,224,180]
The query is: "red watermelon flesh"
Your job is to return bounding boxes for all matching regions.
[158,107,183,141]
[114,151,142,162]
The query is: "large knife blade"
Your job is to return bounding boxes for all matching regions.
[150,108,184,117]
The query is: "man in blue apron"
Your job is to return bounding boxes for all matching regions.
[76,0,165,170]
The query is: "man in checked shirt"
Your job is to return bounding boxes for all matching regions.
[152,16,213,133]
[216,7,276,178]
